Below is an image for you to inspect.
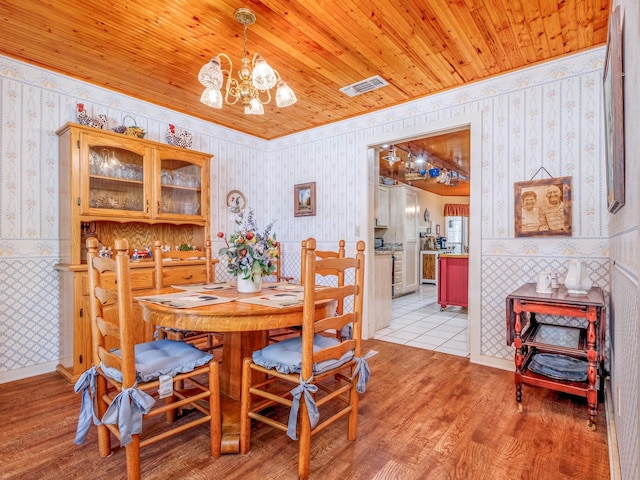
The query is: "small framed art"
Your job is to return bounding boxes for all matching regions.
[294,182,316,217]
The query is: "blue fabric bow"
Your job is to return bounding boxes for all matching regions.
[73,367,101,445]
[351,352,374,393]
[101,386,155,446]
[287,376,319,440]
[73,366,101,445]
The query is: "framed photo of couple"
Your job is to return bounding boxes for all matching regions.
[514,176,572,238]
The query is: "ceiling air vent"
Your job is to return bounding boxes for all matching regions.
[339,75,389,97]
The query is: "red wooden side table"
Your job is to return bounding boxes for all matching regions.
[506,283,606,429]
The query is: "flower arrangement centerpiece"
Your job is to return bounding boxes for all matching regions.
[217,208,278,293]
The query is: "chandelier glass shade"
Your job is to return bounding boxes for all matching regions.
[198,8,297,115]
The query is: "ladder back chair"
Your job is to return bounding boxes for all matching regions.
[153,239,214,288]
[266,242,301,343]
[153,239,223,353]
[74,237,221,480]
[300,239,346,282]
[263,242,293,283]
[239,238,369,480]
[268,239,346,343]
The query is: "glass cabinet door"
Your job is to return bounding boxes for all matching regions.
[156,148,206,220]
[81,133,150,217]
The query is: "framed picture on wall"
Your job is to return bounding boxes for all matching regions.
[514,176,572,237]
[294,182,316,217]
[603,6,625,213]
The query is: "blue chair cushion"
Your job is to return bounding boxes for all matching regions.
[102,339,213,383]
[253,334,353,375]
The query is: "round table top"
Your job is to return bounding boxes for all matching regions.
[138,287,335,333]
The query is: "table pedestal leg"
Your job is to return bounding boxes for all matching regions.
[220,331,268,400]
[219,330,268,453]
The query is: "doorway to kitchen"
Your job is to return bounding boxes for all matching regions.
[365,111,481,360]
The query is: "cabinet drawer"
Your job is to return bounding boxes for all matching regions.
[393,272,403,284]
[162,264,208,286]
[82,268,155,295]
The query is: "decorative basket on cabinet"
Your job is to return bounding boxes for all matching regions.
[112,115,146,138]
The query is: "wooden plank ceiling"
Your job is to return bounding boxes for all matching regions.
[0,0,610,195]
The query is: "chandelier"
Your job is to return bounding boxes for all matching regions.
[382,145,401,166]
[198,8,297,115]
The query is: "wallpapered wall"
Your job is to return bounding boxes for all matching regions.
[0,48,611,376]
[264,48,611,364]
[0,55,270,381]
[607,1,640,479]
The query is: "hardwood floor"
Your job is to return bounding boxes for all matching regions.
[1,339,610,479]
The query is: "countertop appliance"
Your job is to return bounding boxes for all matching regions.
[374,237,384,249]
[437,237,447,249]
[424,234,437,251]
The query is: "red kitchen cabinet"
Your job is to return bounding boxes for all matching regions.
[438,254,469,310]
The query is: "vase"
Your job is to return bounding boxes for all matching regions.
[236,275,262,293]
[564,260,592,295]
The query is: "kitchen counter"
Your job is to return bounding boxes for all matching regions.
[440,254,469,258]
[374,247,403,255]
[371,254,393,336]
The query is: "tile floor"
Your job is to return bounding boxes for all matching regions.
[373,284,469,357]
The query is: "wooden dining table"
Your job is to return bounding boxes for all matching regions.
[137,285,335,454]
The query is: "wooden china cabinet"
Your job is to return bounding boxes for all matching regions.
[55,123,212,382]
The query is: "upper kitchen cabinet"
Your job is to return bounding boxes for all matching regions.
[375,186,390,228]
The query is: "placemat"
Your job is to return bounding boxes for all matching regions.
[136,292,237,308]
[235,292,304,308]
[171,282,235,292]
[264,282,305,292]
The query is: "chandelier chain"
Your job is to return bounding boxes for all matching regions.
[243,24,248,58]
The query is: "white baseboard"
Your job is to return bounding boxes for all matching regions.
[0,360,57,384]
[605,378,622,480]
[470,353,513,371]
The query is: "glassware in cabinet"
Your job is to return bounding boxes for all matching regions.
[156,147,208,222]
[81,134,151,218]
